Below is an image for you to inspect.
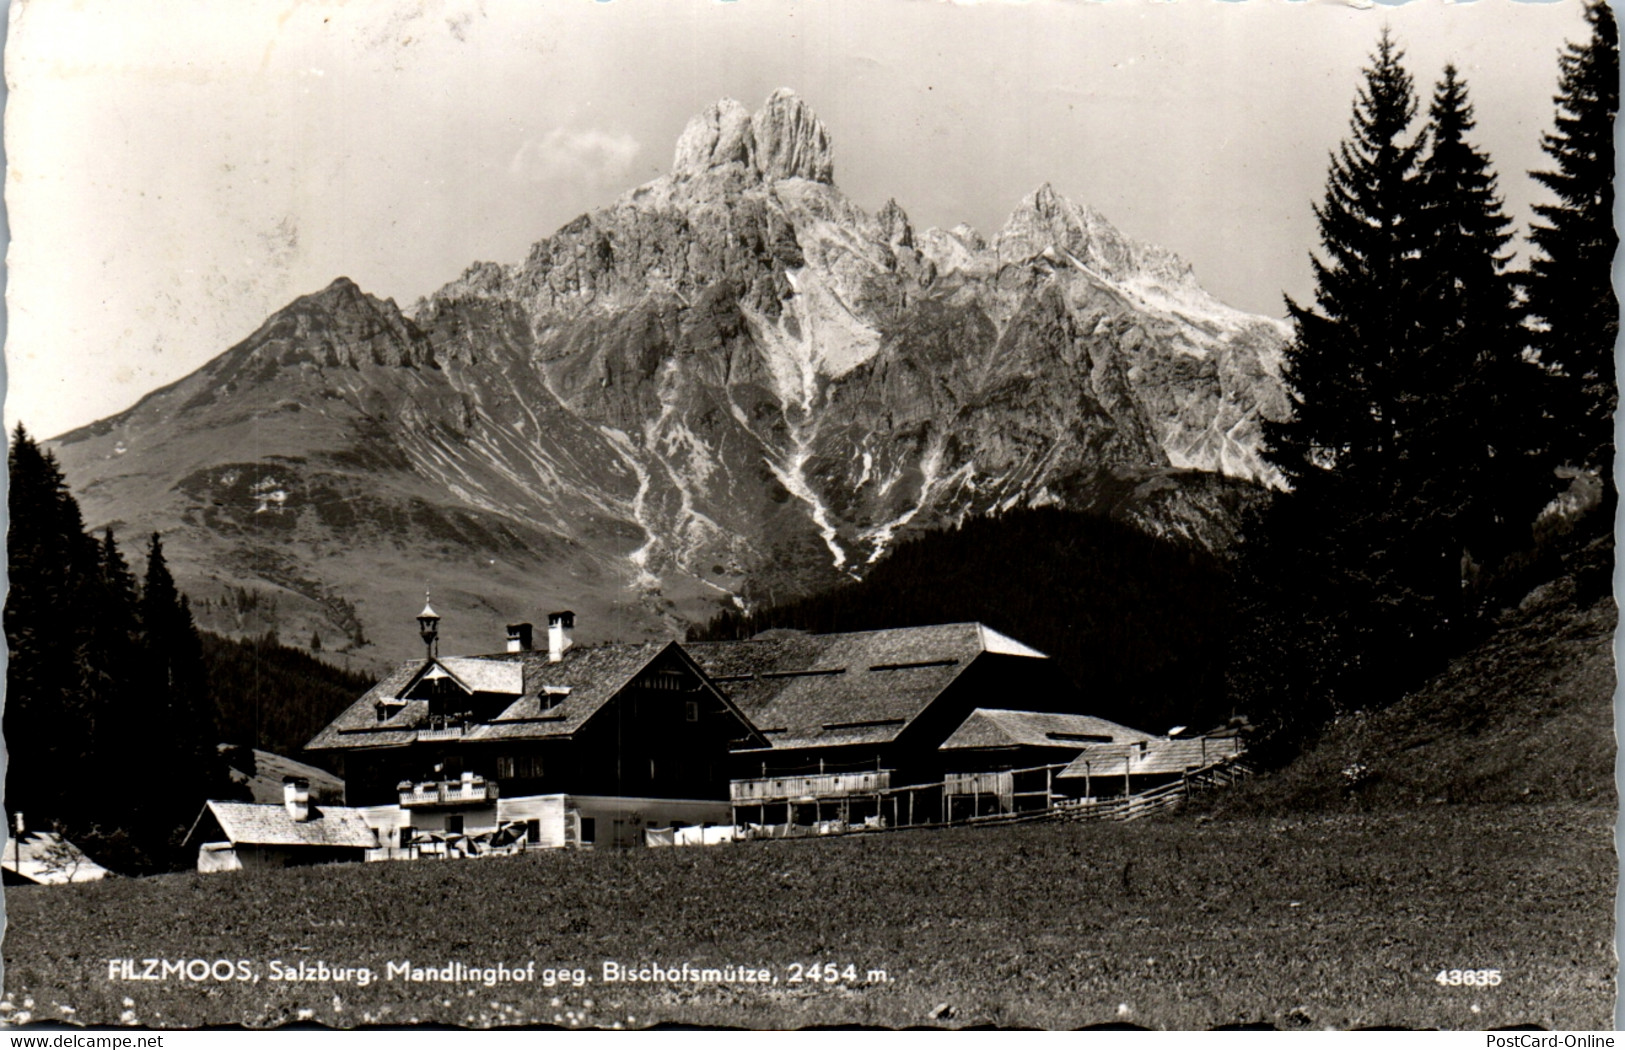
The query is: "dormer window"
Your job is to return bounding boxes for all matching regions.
[541,685,571,711]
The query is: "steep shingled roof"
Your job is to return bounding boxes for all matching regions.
[306,641,763,751]
[1,832,109,884]
[436,657,526,695]
[1056,735,1244,780]
[191,801,379,849]
[939,709,1154,752]
[687,623,1049,750]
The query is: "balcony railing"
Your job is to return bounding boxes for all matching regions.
[416,724,467,741]
[397,776,499,808]
[730,770,892,803]
[944,771,1013,797]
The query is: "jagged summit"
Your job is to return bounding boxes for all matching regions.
[51,87,1289,662]
[997,183,1196,291]
[672,89,834,184]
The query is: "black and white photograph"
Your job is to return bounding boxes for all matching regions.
[0,0,1617,1032]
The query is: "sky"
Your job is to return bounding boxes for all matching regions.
[2,0,1601,440]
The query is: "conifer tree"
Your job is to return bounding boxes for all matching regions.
[83,528,146,823]
[4,426,100,826]
[1525,0,1618,475]
[1406,67,1550,604]
[1249,32,1434,730]
[136,533,220,857]
[1265,29,1425,494]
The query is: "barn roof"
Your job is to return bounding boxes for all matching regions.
[306,641,763,751]
[687,623,1050,750]
[1055,735,1245,779]
[1,832,110,884]
[939,709,1155,752]
[190,801,379,850]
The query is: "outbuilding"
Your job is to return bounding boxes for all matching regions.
[184,778,377,872]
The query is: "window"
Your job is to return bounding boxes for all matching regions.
[579,817,596,844]
[525,819,541,846]
[446,815,464,835]
[685,700,701,723]
[495,755,541,779]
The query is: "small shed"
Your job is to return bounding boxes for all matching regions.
[939,709,1154,771]
[185,779,377,873]
[1055,732,1245,798]
[1,831,110,885]
[937,709,1158,818]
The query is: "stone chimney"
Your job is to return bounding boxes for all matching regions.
[548,611,575,663]
[283,777,311,822]
[506,622,534,653]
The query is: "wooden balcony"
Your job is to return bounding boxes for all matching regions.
[944,771,1013,798]
[416,725,467,741]
[397,776,499,808]
[730,770,892,803]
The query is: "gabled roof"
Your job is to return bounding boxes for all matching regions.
[188,801,378,850]
[307,641,764,751]
[939,709,1154,752]
[433,657,525,695]
[1,832,110,884]
[1056,735,1244,780]
[687,623,1049,750]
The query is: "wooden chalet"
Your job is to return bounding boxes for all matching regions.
[305,611,767,851]
[687,624,1087,827]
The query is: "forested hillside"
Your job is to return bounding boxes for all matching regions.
[5,426,376,871]
[202,631,377,767]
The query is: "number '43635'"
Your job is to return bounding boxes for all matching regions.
[1436,969,1502,986]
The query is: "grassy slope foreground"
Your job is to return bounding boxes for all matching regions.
[0,804,1612,1030]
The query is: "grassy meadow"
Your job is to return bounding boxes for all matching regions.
[1,801,1612,1030]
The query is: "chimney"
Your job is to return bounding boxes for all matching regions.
[506,622,534,653]
[283,777,311,822]
[548,610,575,663]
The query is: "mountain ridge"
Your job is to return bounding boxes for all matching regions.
[49,89,1289,662]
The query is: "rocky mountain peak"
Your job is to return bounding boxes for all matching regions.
[997,183,1196,291]
[252,275,433,371]
[752,88,833,183]
[672,97,757,177]
[876,198,914,249]
[671,89,833,184]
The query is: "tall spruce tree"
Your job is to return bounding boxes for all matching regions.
[1525,0,1618,475]
[138,533,220,855]
[84,528,146,825]
[4,426,102,827]
[1408,67,1551,603]
[1266,29,1425,494]
[1246,32,1433,737]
